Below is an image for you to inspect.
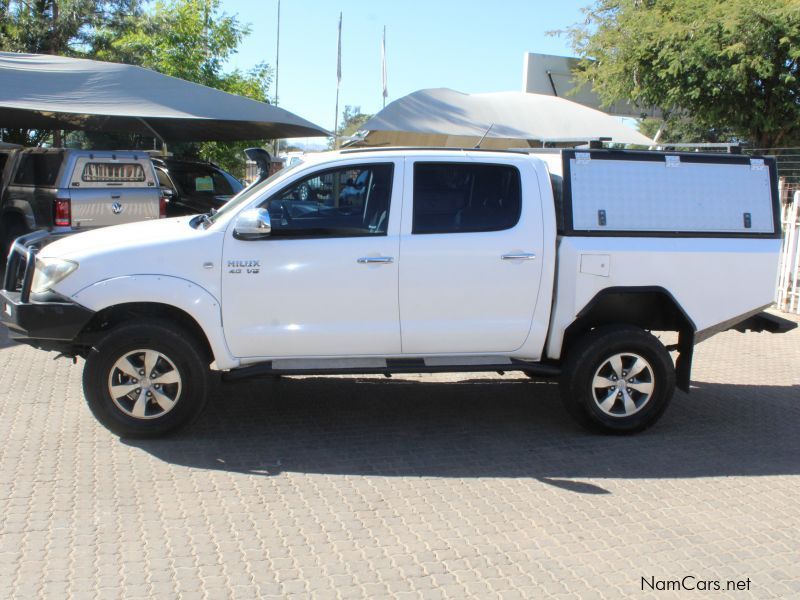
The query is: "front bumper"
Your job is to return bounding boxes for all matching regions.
[1,231,94,347]
[0,289,94,342]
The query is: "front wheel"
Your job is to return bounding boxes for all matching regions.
[559,325,676,434]
[83,320,211,438]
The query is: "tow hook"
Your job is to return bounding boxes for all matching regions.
[53,353,78,364]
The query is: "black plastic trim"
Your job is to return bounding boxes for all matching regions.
[730,311,798,335]
[573,285,697,331]
[695,304,788,344]
[222,358,561,382]
[0,289,94,341]
[560,149,781,239]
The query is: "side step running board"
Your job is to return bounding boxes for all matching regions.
[222,358,561,382]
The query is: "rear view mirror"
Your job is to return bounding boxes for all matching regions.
[233,208,271,240]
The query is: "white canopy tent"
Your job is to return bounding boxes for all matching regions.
[0,52,329,142]
[353,88,653,148]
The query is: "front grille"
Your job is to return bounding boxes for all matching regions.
[3,231,50,301]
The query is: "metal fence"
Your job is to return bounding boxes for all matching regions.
[745,148,800,314]
[750,148,800,202]
[776,187,800,314]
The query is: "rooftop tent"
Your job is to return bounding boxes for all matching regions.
[353,88,653,148]
[0,52,330,142]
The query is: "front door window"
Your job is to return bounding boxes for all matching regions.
[259,164,393,237]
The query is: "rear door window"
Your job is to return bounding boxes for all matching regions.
[13,153,63,186]
[412,163,521,234]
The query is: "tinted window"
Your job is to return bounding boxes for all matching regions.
[13,153,63,186]
[168,164,240,196]
[0,154,8,175]
[259,164,393,238]
[156,168,173,189]
[81,162,145,183]
[413,163,521,234]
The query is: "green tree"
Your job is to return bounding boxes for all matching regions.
[564,0,800,148]
[0,0,141,55]
[637,117,739,145]
[329,105,373,148]
[0,0,144,145]
[98,0,272,176]
[1,0,272,176]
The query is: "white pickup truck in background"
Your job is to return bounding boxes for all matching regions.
[1,147,795,437]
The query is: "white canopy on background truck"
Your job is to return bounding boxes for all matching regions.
[0,147,794,437]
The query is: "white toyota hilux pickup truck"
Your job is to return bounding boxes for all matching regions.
[1,148,795,438]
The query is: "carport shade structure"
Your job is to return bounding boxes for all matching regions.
[353,88,654,148]
[0,52,330,142]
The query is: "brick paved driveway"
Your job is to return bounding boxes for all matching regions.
[1,317,798,599]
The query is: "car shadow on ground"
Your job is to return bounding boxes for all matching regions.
[124,374,800,492]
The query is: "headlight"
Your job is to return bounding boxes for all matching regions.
[31,258,79,294]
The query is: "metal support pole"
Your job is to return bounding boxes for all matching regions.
[137,118,167,155]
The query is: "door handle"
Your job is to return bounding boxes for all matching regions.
[357,256,394,264]
[501,253,536,260]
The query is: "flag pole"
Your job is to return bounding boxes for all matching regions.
[381,25,388,108]
[334,12,342,148]
[272,0,281,156]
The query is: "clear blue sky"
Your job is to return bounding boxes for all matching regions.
[220,0,589,138]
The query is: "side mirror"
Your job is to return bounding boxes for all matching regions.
[233,208,271,240]
[160,186,175,199]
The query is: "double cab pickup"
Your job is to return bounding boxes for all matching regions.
[1,148,794,437]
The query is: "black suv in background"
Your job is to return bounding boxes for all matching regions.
[152,157,244,217]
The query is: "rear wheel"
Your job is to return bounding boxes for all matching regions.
[559,325,675,434]
[82,320,210,438]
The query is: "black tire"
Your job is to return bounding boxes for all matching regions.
[1,217,28,263]
[82,320,210,438]
[559,325,675,434]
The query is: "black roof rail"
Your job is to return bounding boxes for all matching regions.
[339,146,527,154]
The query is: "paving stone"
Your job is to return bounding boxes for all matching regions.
[0,317,798,599]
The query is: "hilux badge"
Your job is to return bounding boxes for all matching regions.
[227,259,260,274]
[111,201,123,214]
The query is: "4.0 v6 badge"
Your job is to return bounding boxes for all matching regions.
[227,259,260,274]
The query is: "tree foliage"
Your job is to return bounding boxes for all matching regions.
[0,0,142,55]
[564,0,800,148]
[329,105,372,148]
[637,117,739,145]
[0,0,145,145]
[0,0,273,175]
[98,0,272,176]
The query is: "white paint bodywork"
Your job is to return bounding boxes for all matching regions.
[545,236,782,360]
[37,149,781,371]
[221,156,405,359]
[397,153,553,357]
[39,217,238,368]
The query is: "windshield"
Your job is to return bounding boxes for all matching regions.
[206,162,303,224]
